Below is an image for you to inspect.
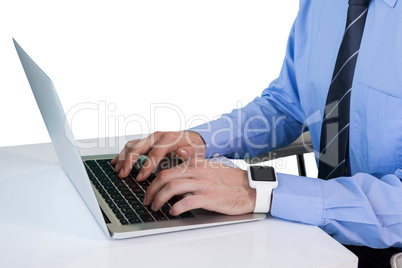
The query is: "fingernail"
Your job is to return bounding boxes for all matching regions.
[115,163,120,171]
[119,168,124,177]
[143,196,148,205]
[180,149,188,158]
[151,203,155,211]
[136,173,143,181]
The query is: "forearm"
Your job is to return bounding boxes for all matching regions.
[189,95,304,159]
[271,171,402,249]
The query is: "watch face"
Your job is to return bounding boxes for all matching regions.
[250,166,276,182]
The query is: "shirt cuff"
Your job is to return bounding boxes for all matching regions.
[189,118,238,158]
[271,173,324,226]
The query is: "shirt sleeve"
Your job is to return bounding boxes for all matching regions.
[189,21,306,159]
[271,169,402,249]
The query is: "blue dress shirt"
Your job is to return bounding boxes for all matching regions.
[191,0,402,249]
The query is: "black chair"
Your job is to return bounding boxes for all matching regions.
[245,132,313,176]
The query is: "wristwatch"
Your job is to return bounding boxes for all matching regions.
[247,165,278,213]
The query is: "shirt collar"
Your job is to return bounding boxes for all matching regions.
[380,0,397,8]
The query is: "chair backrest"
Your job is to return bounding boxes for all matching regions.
[246,132,313,176]
[246,132,313,164]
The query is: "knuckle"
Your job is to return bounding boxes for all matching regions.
[126,140,138,149]
[163,132,176,140]
[161,132,179,144]
[166,180,179,191]
[152,194,162,207]
[158,169,170,181]
[181,196,195,208]
[151,131,163,142]
[128,151,140,159]
[147,150,160,159]
[169,205,178,215]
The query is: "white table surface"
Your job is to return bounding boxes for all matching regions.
[0,141,358,268]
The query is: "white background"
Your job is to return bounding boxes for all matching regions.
[0,0,316,175]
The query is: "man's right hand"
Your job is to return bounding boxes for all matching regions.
[111,131,206,180]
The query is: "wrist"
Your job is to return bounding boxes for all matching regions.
[185,131,206,153]
[247,165,278,213]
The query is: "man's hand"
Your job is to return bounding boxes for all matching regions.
[111,131,206,180]
[143,158,256,216]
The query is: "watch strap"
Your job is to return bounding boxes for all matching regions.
[254,184,273,213]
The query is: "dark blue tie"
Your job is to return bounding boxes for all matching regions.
[318,0,369,180]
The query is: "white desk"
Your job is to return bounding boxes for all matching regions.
[0,141,357,268]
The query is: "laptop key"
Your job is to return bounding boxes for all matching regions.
[103,185,116,191]
[92,169,104,175]
[151,211,168,221]
[114,198,126,205]
[139,213,155,222]
[108,203,116,209]
[119,219,129,225]
[128,217,142,224]
[127,202,142,209]
[125,181,138,189]
[167,196,180,205]
[124,212,137,218]
[101,181,113,186]
[85,160,97,167]
[100,191,109,199]
[180,212,194,218]
[138,181,149,188]
[117,203,130,209]
[115,213,124,220]
[136,192,145,199]
[131,187,143,194]
[107,174,119,180]
[161,204,171,214]
[167,214,181,220]
[124,195,137,201]
[94,184,103,190]
[111,193,123,199]
[108,189,119,195]
[136,208,147,214]
[113,181,125,188]
[130,169,139,177]
[112,210,124,219]
[120,206,133,213]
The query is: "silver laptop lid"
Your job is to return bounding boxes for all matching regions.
[13,39,109,236]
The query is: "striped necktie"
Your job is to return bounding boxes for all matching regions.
[318,0,369,180]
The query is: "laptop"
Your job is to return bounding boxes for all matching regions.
[12,39,265,239]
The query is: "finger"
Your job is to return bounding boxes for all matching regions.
[169,195,205,216]
[175,145,206,160]
[174,146,191,160]
[113,140,140,174]
[118,152,141,178]
[144,167,195,205]
[137,149,170,181]
[117,133,161,178]
[137,133,182,181]
[151,178,199,211]
[175,146,191,159]
[110,155,118,164]
[110,155,124,172]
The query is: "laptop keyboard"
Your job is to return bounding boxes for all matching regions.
[84,158,194,225]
